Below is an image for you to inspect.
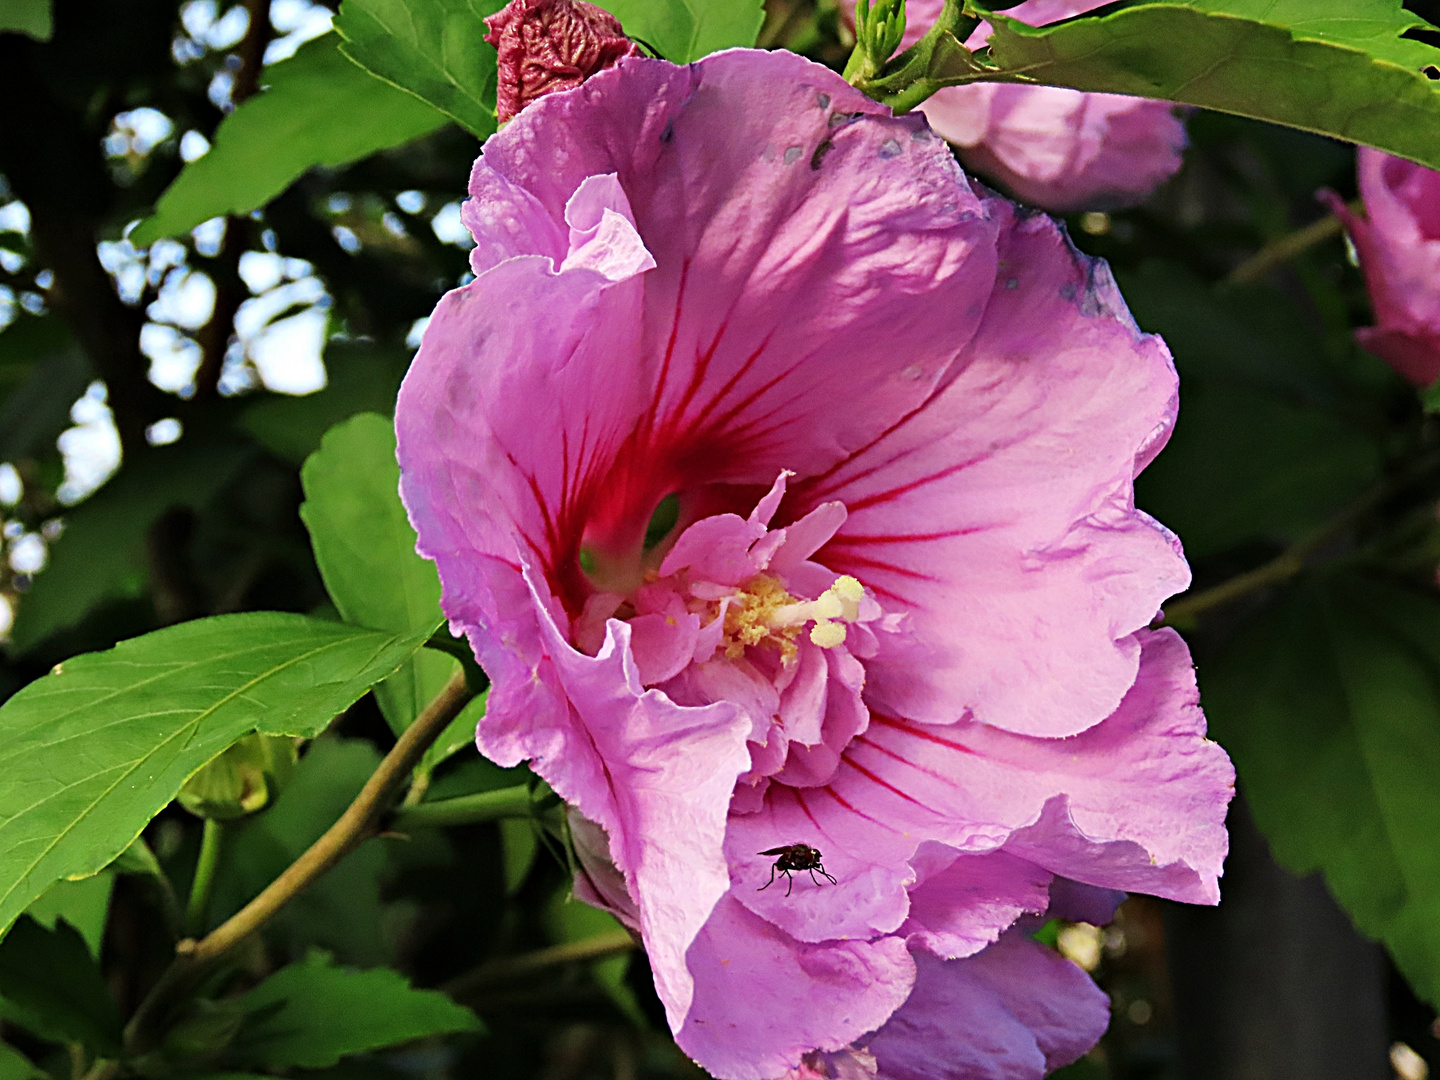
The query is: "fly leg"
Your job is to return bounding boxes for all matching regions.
[785,869,794,897]
[817,863,837,885]
[758,863,777,892]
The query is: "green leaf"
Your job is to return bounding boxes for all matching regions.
[238,342,411,466]
[335,0,506,140]
[23,873,114,957]
[1202,574,1440,1005]
[300,413,454,736]
[8,438,251,653]
[131,34,448,246]
[0,315,93,462]
[0,918,121,1053]
[0,1043,44,1080]
[0,0,51,40]
[1121,263,1385,557]
[212,738,392,964]
[594,0,764,61]
[499,817,537,895]
[977,4,1440,171]
[1186,0,1440,71]
[227,953,481,1069]
[0,612,429,937]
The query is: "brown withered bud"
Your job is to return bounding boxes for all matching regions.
[484,0,641,124]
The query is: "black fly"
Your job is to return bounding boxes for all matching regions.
[757,843,837,897]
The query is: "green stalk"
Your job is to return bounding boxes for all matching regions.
[184,818,224,938]
[389,785,534,831]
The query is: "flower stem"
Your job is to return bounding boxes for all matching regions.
[443,930,637,999]
[183,819,224,938]
[123,670,473,1055]
[1163,449,1440,623]
[389,785,534,830]
[1225,201,1361,286]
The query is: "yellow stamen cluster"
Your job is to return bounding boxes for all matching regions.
[721,574,865,664]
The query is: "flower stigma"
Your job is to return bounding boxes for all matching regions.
[723,573,865,663]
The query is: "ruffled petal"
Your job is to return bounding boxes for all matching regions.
[458,51,1003,569]
[867,937,1110,1080]
[677,894,916,1080]
[902,850,1053,959]
[519,573,754,1025]
[794,200,1188,737]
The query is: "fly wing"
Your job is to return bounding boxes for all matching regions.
[758,847,792,856]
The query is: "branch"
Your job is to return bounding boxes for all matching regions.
[1163,449,1440,623]
[442,931,637,1000]
[183,671,471,961]
[124,671,472,1053]
[1225,200,1360,286]
[389,785,533,830]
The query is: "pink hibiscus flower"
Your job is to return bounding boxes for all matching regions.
[841,0,1188,212]
[1321,148,1440,386]
[396,48,1232,1079]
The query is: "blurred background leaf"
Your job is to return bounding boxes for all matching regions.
[0,0,51,40]
[133,33,447,245]
[1202,574,1440,1008]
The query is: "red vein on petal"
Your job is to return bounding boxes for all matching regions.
[686,333,774,433]
[840,755,927,809]
[644,259,690,443]
[870,714,980,756]
[819,551,937,582]
[843,456,991,514]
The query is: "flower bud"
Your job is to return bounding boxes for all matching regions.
[484,0,640,124]
[178,733,298,821]
[1321,148,1440,386]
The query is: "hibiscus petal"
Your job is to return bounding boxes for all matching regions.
[902,850,1053,959]
[456,51,1003,566]
[727,780,916,942]
[867,937,1110,1080]
[1046,877,1126,925]
[796,199,1189,737]
[677,894,916,1080]
[853,629,1231,902]
[1322,149,1440,385]
[560,172,658,279]
[520,585,754,1025]
[931,88,1186,213]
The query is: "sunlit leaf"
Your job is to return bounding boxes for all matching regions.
[595,0,764,61]
[0,613,429,936]
[0,0,51,41]
[974,3,1440,170]
[301,413,454,736]
[335,0,506,139]
[131,34,447,246]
